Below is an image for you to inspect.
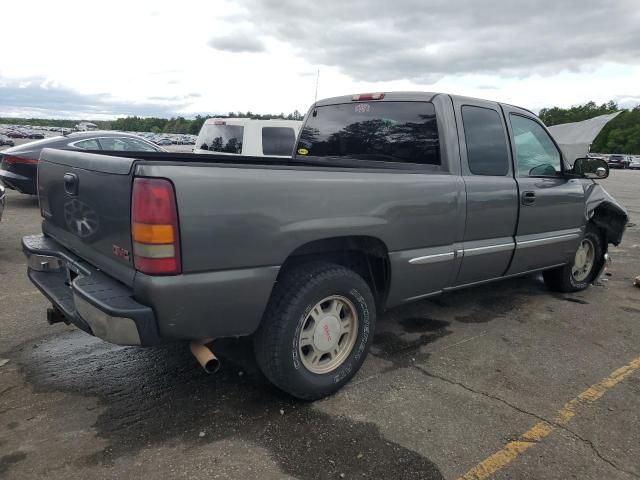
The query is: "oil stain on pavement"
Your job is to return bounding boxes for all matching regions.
[0,452,28,476]
[16,331,444,480]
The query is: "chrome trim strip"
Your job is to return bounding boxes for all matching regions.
[408,231,578,266]
[409,252,455,265]
[517,233,580,247]
[464,242,514,257]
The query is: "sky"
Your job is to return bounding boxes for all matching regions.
[1,0,639,120]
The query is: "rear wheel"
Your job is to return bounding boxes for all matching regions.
[543,225,604,292]
[253,261,376,400]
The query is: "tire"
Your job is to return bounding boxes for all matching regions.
[253,261,376,400]
[543,225,604,293]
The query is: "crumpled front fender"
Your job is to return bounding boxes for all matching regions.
[584,182,629,246]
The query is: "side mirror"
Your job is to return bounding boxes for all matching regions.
[572,157,609,179]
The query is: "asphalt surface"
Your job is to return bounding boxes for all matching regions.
[1,170,639,479]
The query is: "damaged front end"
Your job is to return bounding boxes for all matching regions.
[584,182,629,246]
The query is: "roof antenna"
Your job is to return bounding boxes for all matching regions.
[314,69,320,104]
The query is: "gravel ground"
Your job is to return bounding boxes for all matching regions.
[0,165,639,479]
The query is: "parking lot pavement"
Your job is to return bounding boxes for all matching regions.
[1,171,639,480]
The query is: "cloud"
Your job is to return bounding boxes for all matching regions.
[0,77,191,119]
[230,0,640,82]
[614,95,640,109]
[208,34,266,53]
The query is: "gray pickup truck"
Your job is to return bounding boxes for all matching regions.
[23,92,627,399]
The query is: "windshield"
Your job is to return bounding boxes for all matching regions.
[197,124,244,154]
[296,101,440,165]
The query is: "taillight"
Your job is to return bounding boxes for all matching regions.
[3,154,38,165]
[352,92,385,101]
[131,178,181,275]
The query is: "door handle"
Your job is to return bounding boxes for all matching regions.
[521,190,536,205]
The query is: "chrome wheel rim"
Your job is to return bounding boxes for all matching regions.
[572,239,595,282]
[298,295,359,374]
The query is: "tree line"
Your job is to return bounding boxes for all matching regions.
[0,110,305,136]
[2,101,639,153]
[539,101,640,154]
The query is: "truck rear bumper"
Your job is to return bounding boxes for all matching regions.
[23,234,162,346]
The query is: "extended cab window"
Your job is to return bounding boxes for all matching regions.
[262,127,295,156]
[297,101,440,165]
[197,124,244,154]
[510,114,562,177]
[462,106,509,176]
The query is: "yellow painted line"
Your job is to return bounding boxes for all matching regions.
[457,356,640,480]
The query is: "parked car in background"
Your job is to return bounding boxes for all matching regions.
[24,92,627,400]
[629,157,640,170]
[0,131,164,195]
[195,118,302,157]
[0,135,15,147]
[607,154,631,169]
[28,132,45,139]
[7,130,28,139]
[154,138,173,146]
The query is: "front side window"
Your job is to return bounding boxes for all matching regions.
[297,101,440,165]
[510,114,562,177]
[262,127,295,156]
[73,139,100,150]
[197,124,243,154]
[462,106,509,176]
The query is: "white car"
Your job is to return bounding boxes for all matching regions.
[194,118,302,157]
[629,156,640,170]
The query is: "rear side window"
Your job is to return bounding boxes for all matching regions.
[197,124,244,154]
[297,101,440,165]
[116,138,158,152]
[73,138,101,150]
[462,106,510,176]
[73,139,100,150]
[262,127,295,156]
[98,137,157,151]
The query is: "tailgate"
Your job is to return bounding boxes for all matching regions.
[38,148,137,286]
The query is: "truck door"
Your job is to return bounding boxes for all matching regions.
[501,106,585,274]
[452,98,519,286]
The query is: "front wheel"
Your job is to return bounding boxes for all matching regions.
[253,261,376,400]
[543,225,604,292]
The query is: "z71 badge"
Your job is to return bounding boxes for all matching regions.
[112,244,131,262]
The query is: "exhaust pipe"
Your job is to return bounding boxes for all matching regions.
[189,339,220,374]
